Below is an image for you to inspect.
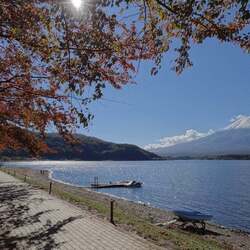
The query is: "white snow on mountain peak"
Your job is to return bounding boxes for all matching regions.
[144,115,250,151]
[144,129,214,150]
[224,115,250,130]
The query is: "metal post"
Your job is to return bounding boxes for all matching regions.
[110,200,114,224]
[14,170,16,176]
[49,181,52,194]
[93,176,99,187]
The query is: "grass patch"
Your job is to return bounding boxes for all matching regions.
[50,185,226,250]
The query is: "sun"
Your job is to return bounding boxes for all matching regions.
[71,0,82,9]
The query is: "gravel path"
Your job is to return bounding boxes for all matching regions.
[0,171,163,250]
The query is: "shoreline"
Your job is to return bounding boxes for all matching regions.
[42,167,250,234]
[2,156,250,162]
[1,166,250,249]
[48,169,152,205]
[48,169,248,233]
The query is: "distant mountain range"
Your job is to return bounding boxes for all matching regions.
[150,128,250,158]
[146,115,250,159]
[0,133,160,161]
[3,115,250,161]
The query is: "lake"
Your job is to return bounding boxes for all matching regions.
[2,160,250,232]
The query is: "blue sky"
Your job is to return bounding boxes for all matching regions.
[81,39,250,147]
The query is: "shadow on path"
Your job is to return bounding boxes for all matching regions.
[0,184,82,249]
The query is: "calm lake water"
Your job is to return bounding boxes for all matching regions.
[2,160,250,232]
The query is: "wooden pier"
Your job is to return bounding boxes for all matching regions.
[91,178,142,189]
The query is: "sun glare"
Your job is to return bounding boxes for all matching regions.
[71,0,82,9]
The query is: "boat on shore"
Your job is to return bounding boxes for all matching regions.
[91,180,142,188]
[173,210,213,222]
[173,210,213,231]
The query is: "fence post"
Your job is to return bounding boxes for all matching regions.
[94,176,99,186]
[110,200,115,224]
[24,175,27,182]
[14,170,16,176]
[49,181,52,194]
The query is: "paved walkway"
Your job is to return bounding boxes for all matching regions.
[0,171,162,250]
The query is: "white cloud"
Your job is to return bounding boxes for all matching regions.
[144,114,250,151]
[144,129,214,151]
[224,115,250,130]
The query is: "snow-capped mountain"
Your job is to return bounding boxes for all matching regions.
[224,115,250,130]
[146,115,250,157]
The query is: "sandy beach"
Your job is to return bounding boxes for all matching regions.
[1,166,250,250]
